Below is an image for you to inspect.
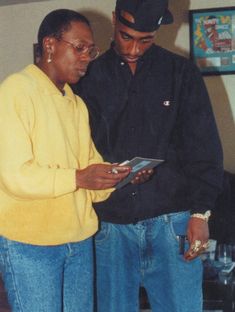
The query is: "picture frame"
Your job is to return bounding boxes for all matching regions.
[189,7,235,75]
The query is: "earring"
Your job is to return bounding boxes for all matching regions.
[47,52,52,63]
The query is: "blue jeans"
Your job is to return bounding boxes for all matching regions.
[95,211,203,312]
[0,236,93,312]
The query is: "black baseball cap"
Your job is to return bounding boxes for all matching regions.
[115,0,173,32]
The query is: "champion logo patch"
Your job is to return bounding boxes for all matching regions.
[163,100,170,106]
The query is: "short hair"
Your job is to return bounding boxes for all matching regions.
[37,9,90,56]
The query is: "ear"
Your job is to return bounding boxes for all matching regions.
[42,37,55,56]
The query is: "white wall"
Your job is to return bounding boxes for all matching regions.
[0,0,114,80]
[0,0,234,172]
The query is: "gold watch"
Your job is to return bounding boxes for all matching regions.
[191,210,211,222]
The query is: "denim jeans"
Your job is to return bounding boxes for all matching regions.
[0,236,93,312]
[95,211,203,312]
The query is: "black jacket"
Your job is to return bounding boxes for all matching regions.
[74,44,223,224]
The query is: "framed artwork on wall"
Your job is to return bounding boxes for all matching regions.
[189,7,235,75]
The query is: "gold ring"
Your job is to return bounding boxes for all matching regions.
[194,240,202,248]
[111,168,118,174]
[189,250,196,256]
[191,240,202,253]
[192,246,200,253]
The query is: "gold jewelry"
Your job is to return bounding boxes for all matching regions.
[194,240,202,248]
[111,168,118,174]
[189,250,197,256]
[191,210,211,222]
[47,52,52,63]
[108,168,118,174]
[191,239,202,253]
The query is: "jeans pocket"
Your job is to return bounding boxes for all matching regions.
[168,211,190,242]
[95,222,110,243]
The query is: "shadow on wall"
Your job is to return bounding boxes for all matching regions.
[79,10,112,54]
[156,0,190,57]
[205,76,235,173]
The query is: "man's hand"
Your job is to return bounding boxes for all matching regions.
[184,217,209,261]
[76,164,131,190]
[131,169,154,184]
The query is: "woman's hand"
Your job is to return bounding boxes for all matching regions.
[76,164,131,190]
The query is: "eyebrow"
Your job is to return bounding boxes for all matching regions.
[120,30,155,40]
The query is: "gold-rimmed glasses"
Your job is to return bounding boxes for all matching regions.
[58,39,100,60]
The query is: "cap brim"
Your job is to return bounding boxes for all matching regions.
[161,9,173,25]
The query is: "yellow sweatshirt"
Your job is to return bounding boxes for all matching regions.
[0,64,111,245]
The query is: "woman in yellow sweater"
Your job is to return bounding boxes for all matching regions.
[0,9,130,312]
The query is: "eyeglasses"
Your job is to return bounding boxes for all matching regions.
[59,39,100,60]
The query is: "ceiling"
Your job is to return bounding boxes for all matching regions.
[0,0,50,6]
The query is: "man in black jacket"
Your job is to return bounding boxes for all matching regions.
[74,0,223,311]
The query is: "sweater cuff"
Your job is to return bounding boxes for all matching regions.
[54,169,76,197]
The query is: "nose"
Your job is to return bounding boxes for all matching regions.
[129,41,140,56]
[78,52,92,64]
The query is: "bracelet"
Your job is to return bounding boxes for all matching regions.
[191,210,211,222]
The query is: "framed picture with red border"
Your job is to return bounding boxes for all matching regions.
[189,7,235,75]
